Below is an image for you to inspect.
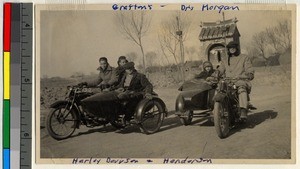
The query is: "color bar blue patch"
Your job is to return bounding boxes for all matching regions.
[4,149,10,169]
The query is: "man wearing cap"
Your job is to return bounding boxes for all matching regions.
[217,41,255,120]
[114,61,153,122]
[115,61,153,99]
[80,57,118,90]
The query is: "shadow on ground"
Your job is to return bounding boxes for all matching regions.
[67,110,184,136]
[115,110,184,134]
[227,110,278,137]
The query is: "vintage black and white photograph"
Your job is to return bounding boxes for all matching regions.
[35,4,295,164]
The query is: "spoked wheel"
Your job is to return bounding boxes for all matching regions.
[213,101,230,139]
[179,110,193,126]
[46,104,78,140]
[139,100,165,134]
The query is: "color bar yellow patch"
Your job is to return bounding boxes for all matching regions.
[4,52,10,99]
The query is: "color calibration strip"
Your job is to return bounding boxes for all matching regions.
[3,3,32,169]
[3,3,11,169]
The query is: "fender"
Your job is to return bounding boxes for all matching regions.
[213,92,227,102]
[50,100,69,108]
[49,100,81,128]
[135,96,167,123]
[175,94,185,112]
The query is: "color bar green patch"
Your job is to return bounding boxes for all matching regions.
[3,99,10,149]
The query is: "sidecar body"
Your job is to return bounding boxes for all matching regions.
[80,90,167,134]
[175,79,215,125]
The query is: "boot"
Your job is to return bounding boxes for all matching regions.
[248,102,257,110]
[240,108,248,120]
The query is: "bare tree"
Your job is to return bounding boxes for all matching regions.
[265,27,280,53]
[126,52,138,62]
[274,20,291,51]
[145,51,157,67]
[115,11,151,72]
[158,12,191,81]
[252,32,268,60]
[265,20,291,54]
[185,46,197,60]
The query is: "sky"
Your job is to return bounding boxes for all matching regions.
[39,8,291,77]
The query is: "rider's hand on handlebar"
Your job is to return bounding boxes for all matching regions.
[247,73,254,80]
[206,76,219,83]
[102,88,111,92]
[206,77,215,81]
[77,82,87,87]
[97,83,110,90]
[145,93,153,100]
[115,88,125,93]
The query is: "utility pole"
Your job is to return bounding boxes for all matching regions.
[176,16,185,81]
[222,12,228,65]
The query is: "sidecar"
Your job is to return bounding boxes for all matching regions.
[80,91,168,134]
[175,79,215,125]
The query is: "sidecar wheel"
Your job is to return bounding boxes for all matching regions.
[213,101,230,139]
[139,100,165,134]
[46,105,77,140]
[179,110,193,126]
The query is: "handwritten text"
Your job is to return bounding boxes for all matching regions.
[72,158,101,164]
[112,4,153,10]
[163,157,212,164]
[202,4,239,13]
[181,5,194,11]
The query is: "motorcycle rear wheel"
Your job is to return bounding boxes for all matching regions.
[213,101,230,139]
[179,110,193,126]
[139,100,165,134]
[46,104,77,140]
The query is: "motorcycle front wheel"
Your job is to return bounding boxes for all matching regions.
[46,104,77,140]
[213,101,230,139]
[139,100,165,134]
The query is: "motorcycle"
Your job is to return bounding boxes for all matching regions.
[46,85,167,140]
[213,77,249,138]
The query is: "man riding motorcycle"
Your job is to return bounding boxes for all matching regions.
[217,41,255,120]
[79,57,118,91]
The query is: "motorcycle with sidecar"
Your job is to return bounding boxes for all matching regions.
[175,76,250,138]
[46,85,167,140]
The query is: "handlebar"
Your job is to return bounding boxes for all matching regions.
[221,77,251,81]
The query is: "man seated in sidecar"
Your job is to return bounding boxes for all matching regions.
[114,61,154,122]
[194,61,215,80]
[80,61,154,124]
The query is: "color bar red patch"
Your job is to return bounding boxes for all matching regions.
[3,3,11,52]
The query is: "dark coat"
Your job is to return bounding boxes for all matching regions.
[116,70,153,94]
[115,66,126,85]
[194,69,215,79]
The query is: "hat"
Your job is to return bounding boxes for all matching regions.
[118,56,126,60]
[226,41,240,56]
[203,61,213,69]
[226,41,239,49]
[123,62,135,70]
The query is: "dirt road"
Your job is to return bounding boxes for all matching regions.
[40,84,292,159]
